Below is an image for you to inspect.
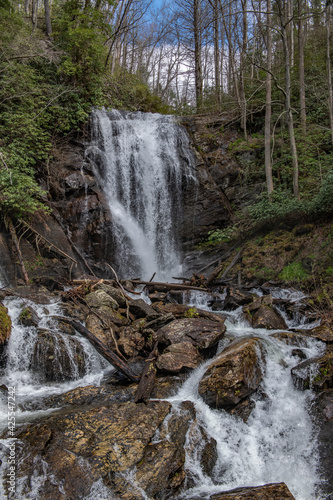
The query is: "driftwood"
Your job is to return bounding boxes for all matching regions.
[60,318,140,383]
[130,280,208,292]
[206,248,243,285]
[134,342,158,404]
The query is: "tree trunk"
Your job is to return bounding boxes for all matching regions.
[326,6,333,145]
[194,0,203,111]
[213,0,220,104]
[279,0,300,198]
[240,0,248,139]
[7,218,29,285]
[265,0,274,195]
[298,0,306,132]
[44,0,52,38]
[62,319,140,383]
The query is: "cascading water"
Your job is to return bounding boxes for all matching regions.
[169,291,326,500]
[86,108,196,281]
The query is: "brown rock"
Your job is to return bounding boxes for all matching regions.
[0,304,11,345]
[85,314,116,350]
[210,482,295,499]
[224,287,254,310]
[246,305,287,330]
[313,389,333,497]
[291,348,333,391]
[156,341,202,373]
[270,331,310,347]
[305,324,333,344]
[156,318,225,353]
[31,330,87,381]
[129,299,158,319]
[14,401,171,499]
[95,283,128,308]
[156,303,226,324]
[118,326,145,357]
[85,289,119,310]
[198,338,264,409]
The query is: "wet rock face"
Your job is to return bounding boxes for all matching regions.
[291,348,333,391]
[0,304,11,365]
[243,295,287,330]
[198,338,264,409]
[312,389,333,497]
[13,399,195,500]
[210,482,295,499]
[31,331,87,381]
[156,318,226,354]
[156,341,202,373]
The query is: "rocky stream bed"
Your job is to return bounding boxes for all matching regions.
[0,279,332,500]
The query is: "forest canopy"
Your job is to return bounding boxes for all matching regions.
[0,0,332,222]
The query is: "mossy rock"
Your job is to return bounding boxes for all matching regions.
[0,305,11,344]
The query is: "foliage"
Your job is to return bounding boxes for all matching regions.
[206,227,237,245]
[247,189,311,222]
[279,262,309,282]
[312,169,333,214]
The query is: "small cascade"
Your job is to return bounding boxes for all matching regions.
[0,297,109,434]
[86,109,196,281]
[167,295,326,500]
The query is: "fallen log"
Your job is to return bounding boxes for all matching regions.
[134,342,158,404]
[129,280,208,292]
[207,248,243,285]
[59,317,140,383]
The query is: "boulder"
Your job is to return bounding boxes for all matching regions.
[291,348,333,391]
[145,313,175,331]
[18,305,40,327]
[198,338,264,409]
[95,283,128,308]
[245,304,287,330]
[85,314,116,350]
[312,389,333,497]
[13,400,173,499]
[304,324,333,344]
[156,341,202,373]
[210,482,295,499]
[270,331,310,347]
[156,318,226,354]
[85,289,119,310]
[129,298,158,319]
[224,287,254,310]
[118,326,145,357]
[31,330,87,381]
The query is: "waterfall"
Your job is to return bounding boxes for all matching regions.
[86,109,196,281]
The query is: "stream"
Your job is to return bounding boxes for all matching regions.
[0,110,330,499]
[0,285,327,499]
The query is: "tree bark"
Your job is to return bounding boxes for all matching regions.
[265,0,274,195]
[298,0,306,132]
[326,6,333,145]
[134,342,158,404]
[44,0,52,37]
[194,0,203,111]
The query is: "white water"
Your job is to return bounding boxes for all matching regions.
[0,285,327,499]
[0,297,110,435]
[86,108,196,282]
[165,292,325,500]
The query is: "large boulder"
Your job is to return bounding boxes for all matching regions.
[244,301,287,330]
[156,341,202,373]
[10,400,194,500]
[31,330,87,381]
[291,348,333,391]
[156,318,226,354]
[85,289,119,309]
[210,482,295,499]
[198,338,264,409]
[312,389,333,497]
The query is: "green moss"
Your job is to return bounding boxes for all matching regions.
[279,262,309,282]
[185,307,199,318]
[0,305,11,342]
